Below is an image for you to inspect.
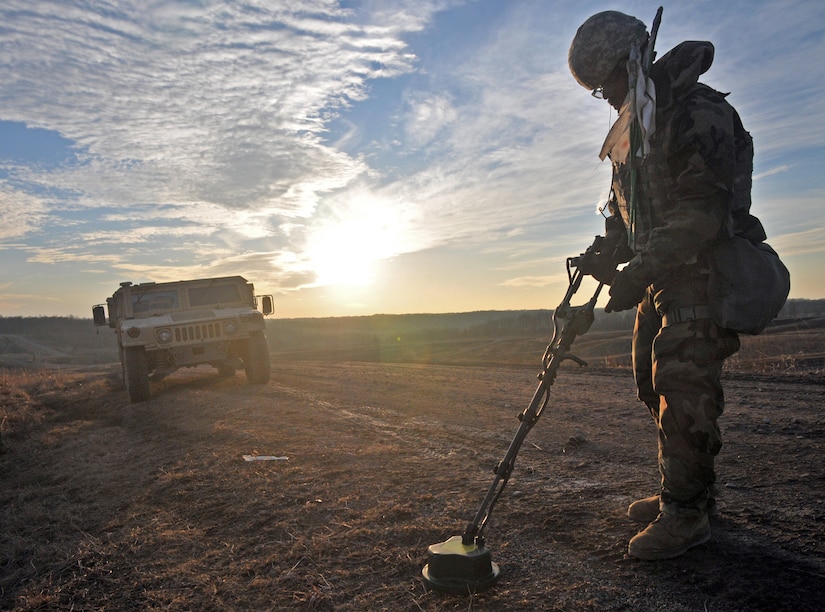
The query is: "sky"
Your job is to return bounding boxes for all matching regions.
[1,0,823,319]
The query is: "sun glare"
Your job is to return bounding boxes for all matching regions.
[309,222,379,286]
[305,198,404,288]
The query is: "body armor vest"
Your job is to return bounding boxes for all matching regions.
[609,82,761,258]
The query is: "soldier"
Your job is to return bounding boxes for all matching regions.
[568,10,754,559]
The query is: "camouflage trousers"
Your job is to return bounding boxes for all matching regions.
[632,264,740,511]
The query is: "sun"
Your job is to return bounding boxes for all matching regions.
[308,221,379,286]
[305,198,405,288]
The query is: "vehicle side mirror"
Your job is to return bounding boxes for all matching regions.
[92,305,107,326]
[260,295,274,316]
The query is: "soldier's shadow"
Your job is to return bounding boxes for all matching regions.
[636,516,825,612]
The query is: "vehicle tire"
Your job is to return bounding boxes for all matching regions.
[123,346,151,402]
[117,347,126,389]
[244,332,271,384]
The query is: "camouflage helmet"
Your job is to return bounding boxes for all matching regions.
[568,11,648,90]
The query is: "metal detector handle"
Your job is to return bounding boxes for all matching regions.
[461,372,553,546]
[461,247,604,547]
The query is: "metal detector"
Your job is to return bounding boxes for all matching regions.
[422,236,607,593]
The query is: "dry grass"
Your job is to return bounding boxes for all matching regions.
[1,321,824,610]
[725,328,825,376]
[2,360,817,611]
[0,367,113,446]
[0,366,70,393]
[1,368,69,442]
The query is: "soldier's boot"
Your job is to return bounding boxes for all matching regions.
[627,510,711,560]
[627,494,718,523]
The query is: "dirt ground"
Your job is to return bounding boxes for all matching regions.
[2,352,824,611]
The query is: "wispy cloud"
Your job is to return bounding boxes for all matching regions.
[770,227,825,257]
[499,274,561,289]
[1,0,823,315]
[754,166,791,181]
[0,0,446,290]
[1,1,414,210]
[0,181,48,240]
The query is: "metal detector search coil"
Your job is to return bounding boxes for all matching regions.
[421,536,500,594]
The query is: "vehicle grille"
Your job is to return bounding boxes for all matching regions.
[173,322,223,342]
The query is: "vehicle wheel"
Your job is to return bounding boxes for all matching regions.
[244,332,271,384]
[117,347,127,389]
[123,346,151,402]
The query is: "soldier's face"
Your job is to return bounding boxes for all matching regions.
[601,61,629,111]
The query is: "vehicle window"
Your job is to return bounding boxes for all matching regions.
[188,284,242,307]
[132,290,180,313]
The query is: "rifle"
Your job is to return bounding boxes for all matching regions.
[422,235,607,593]
[628,6,663,248]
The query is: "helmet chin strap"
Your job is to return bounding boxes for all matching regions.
[599,41,657,165]
[598,7,663,251]
[599,92,633,163]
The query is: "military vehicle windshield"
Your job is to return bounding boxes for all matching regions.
[132,289,180,315]
[187,284,242,307]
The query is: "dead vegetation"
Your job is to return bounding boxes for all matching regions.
[1,320,824,611]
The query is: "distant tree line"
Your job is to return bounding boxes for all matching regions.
[1,315,80,336]
[2,299,821,356]
[266,299,824,352]
[776,298,825,319]
[0,316,116,351]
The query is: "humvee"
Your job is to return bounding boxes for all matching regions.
[93,276,274,402]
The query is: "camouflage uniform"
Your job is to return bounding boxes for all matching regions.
[607,41,749,511]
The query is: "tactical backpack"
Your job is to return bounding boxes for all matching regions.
[706,106,790,335]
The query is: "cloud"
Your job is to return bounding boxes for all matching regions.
[0,181,50,240]
[0,1,428,216]
[367,4,612,256]
[0,3,706,260]
[770,227,825,257]
[754,165,791,181]
[403,92,458,147]
[1,1,824,314]
[0,0,448,292]
[678,1,825,158]
[499,274,559,289]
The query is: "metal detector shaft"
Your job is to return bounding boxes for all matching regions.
[461,251,605,547]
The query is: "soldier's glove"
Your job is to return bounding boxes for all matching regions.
[604,215,633,265]
[578,216,632,285]
[578,251,620,285]
[605,270,646,313]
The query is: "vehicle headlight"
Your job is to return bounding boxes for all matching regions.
[223,320,239,335]
[156,328,173,344]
